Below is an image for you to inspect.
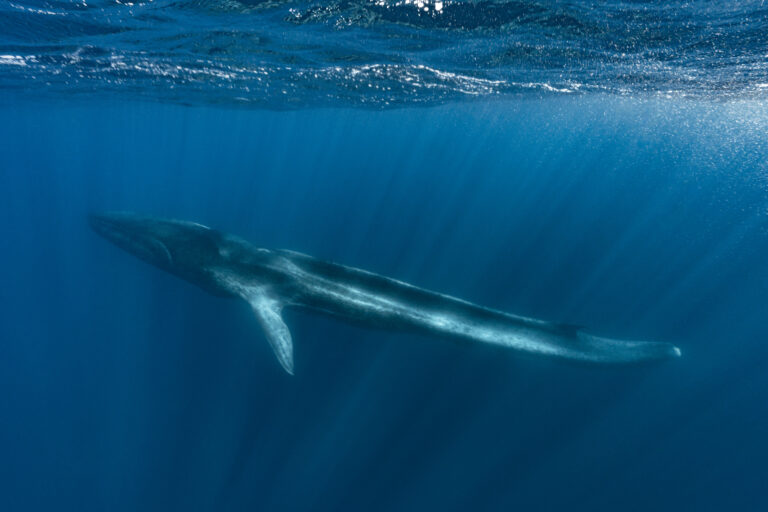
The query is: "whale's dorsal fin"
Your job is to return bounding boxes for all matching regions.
[246,290,294,375]
[558,323,584,336]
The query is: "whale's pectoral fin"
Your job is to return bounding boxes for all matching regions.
[247,293,294,375]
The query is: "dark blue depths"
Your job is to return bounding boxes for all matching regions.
[0,98,767,511]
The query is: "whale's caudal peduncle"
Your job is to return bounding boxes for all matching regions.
[90,212,681,375]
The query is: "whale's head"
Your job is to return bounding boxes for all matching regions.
[89,212,237,296]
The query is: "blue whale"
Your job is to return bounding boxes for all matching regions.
[90,212,681,374]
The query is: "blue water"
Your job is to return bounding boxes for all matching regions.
[2,2,768,512]
[2,0,768,105]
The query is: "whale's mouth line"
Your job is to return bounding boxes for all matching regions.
[89,213,173,266]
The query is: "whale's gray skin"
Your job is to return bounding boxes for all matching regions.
[90,212,681,375]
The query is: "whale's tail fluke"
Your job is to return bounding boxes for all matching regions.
[575,331,681,363]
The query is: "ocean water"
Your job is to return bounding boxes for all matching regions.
[2,2,768,512]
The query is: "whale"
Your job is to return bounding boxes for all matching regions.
[90,212,681,374]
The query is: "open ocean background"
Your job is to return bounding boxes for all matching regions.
[2,2,768,511]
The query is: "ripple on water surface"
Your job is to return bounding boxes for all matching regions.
[1,0,767,107]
